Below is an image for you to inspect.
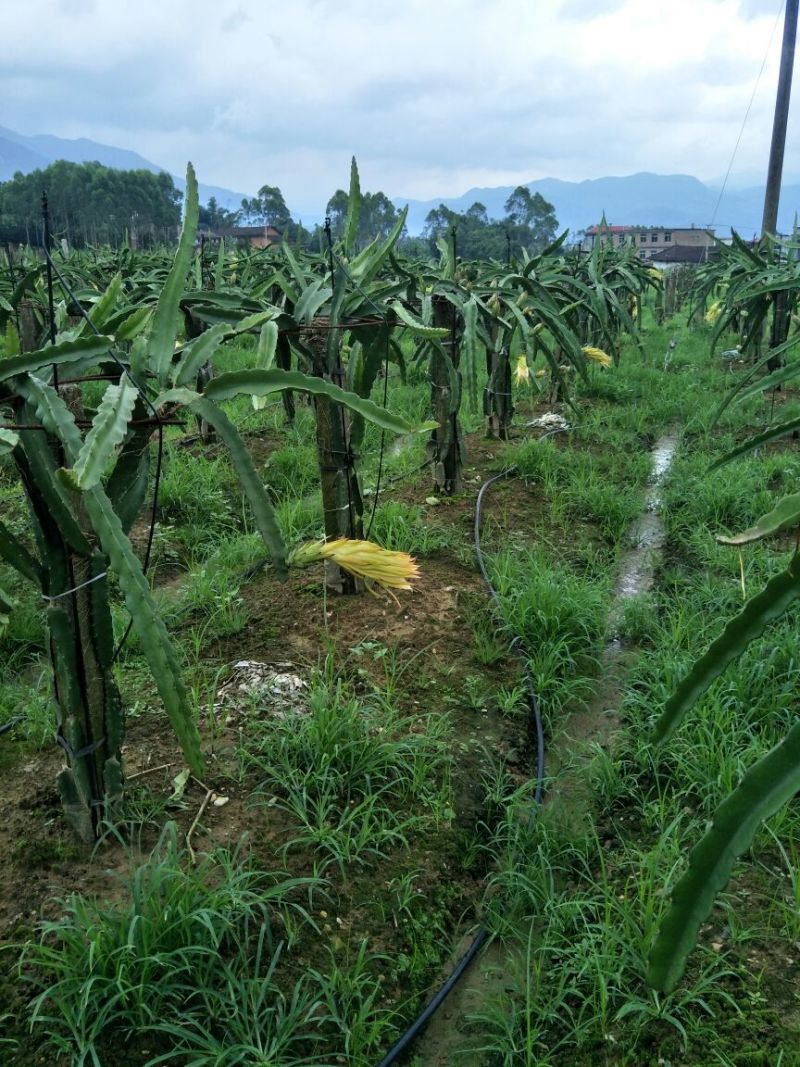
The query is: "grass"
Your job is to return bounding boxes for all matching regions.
[509,329,800,1055]
[486,545,609,716]
[367,499,456,554]
[424,315,800,1064]
[247,663,453,874]
[19,823,320,1066]
[5,308,800,1065]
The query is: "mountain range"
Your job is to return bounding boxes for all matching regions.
[2,125,798,239]
[0,126,249,213]
[399,172,800,239]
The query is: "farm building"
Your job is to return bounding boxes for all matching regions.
[221,224,283,248]
[648,243,719,268]
[581,224,715,261]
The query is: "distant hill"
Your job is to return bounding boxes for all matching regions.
[397,171,800,239]
[0,126,249,212]
[4,126,798,240]
[0,131,51,179]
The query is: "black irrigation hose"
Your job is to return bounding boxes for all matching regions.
[0,716,25,738]
[374,443,562,1066]
[475,469,546,807]
[374,929,490,1067]
[365,350,390,541]
[364,458,432,504]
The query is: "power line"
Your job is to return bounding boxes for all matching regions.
[709,0,785,230]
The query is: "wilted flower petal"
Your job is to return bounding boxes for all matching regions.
[288,538,419,600]
[705,300,722,325]
[582,346,613,368]
[513,355,530,385]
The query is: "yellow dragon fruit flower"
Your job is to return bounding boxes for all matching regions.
[288,538,420,603]
[582,346,613,368]
[705,300,722,325]
[513,355,530,385]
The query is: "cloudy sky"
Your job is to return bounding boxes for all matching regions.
[4,0,797,214]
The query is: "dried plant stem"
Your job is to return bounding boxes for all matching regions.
[186,784,213,864]
[127,762,178,781]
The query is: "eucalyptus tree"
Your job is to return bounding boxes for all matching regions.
[0,161,181,247]
[421,189,558,261]
[198,197,240,230]
[503,185,558,252]
[326,181,403,247]
[239,185,292,232]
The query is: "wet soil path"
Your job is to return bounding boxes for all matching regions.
[415,433,679,1067]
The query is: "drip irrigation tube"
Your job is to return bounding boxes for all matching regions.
[0,716,25,738]
[374,928,490,1067]
[374,440,564,1066]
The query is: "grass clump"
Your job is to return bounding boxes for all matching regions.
[20,823,320,1066]
[248,664,453,873]
[368,499,454,554]
[487,546,609,715]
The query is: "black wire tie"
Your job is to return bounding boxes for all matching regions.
[55,732,106,761]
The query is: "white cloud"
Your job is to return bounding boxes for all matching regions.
[2,0,797,208]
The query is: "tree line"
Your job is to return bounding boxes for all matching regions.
[412,186,559,260]
[202,183,407,253]
[201,179,558,261]
[0,161,182,247]
[0,160,560,261]
[319,183,559,260]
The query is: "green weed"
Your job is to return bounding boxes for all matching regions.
[248,666,452,873]
[20,823,318,1066]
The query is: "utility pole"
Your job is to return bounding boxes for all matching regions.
[760,0,798,371]
[761,0,798,239]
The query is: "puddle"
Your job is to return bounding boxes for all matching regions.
[649,435,678,485]
[609,433,678,627]
[578,431,679,727]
